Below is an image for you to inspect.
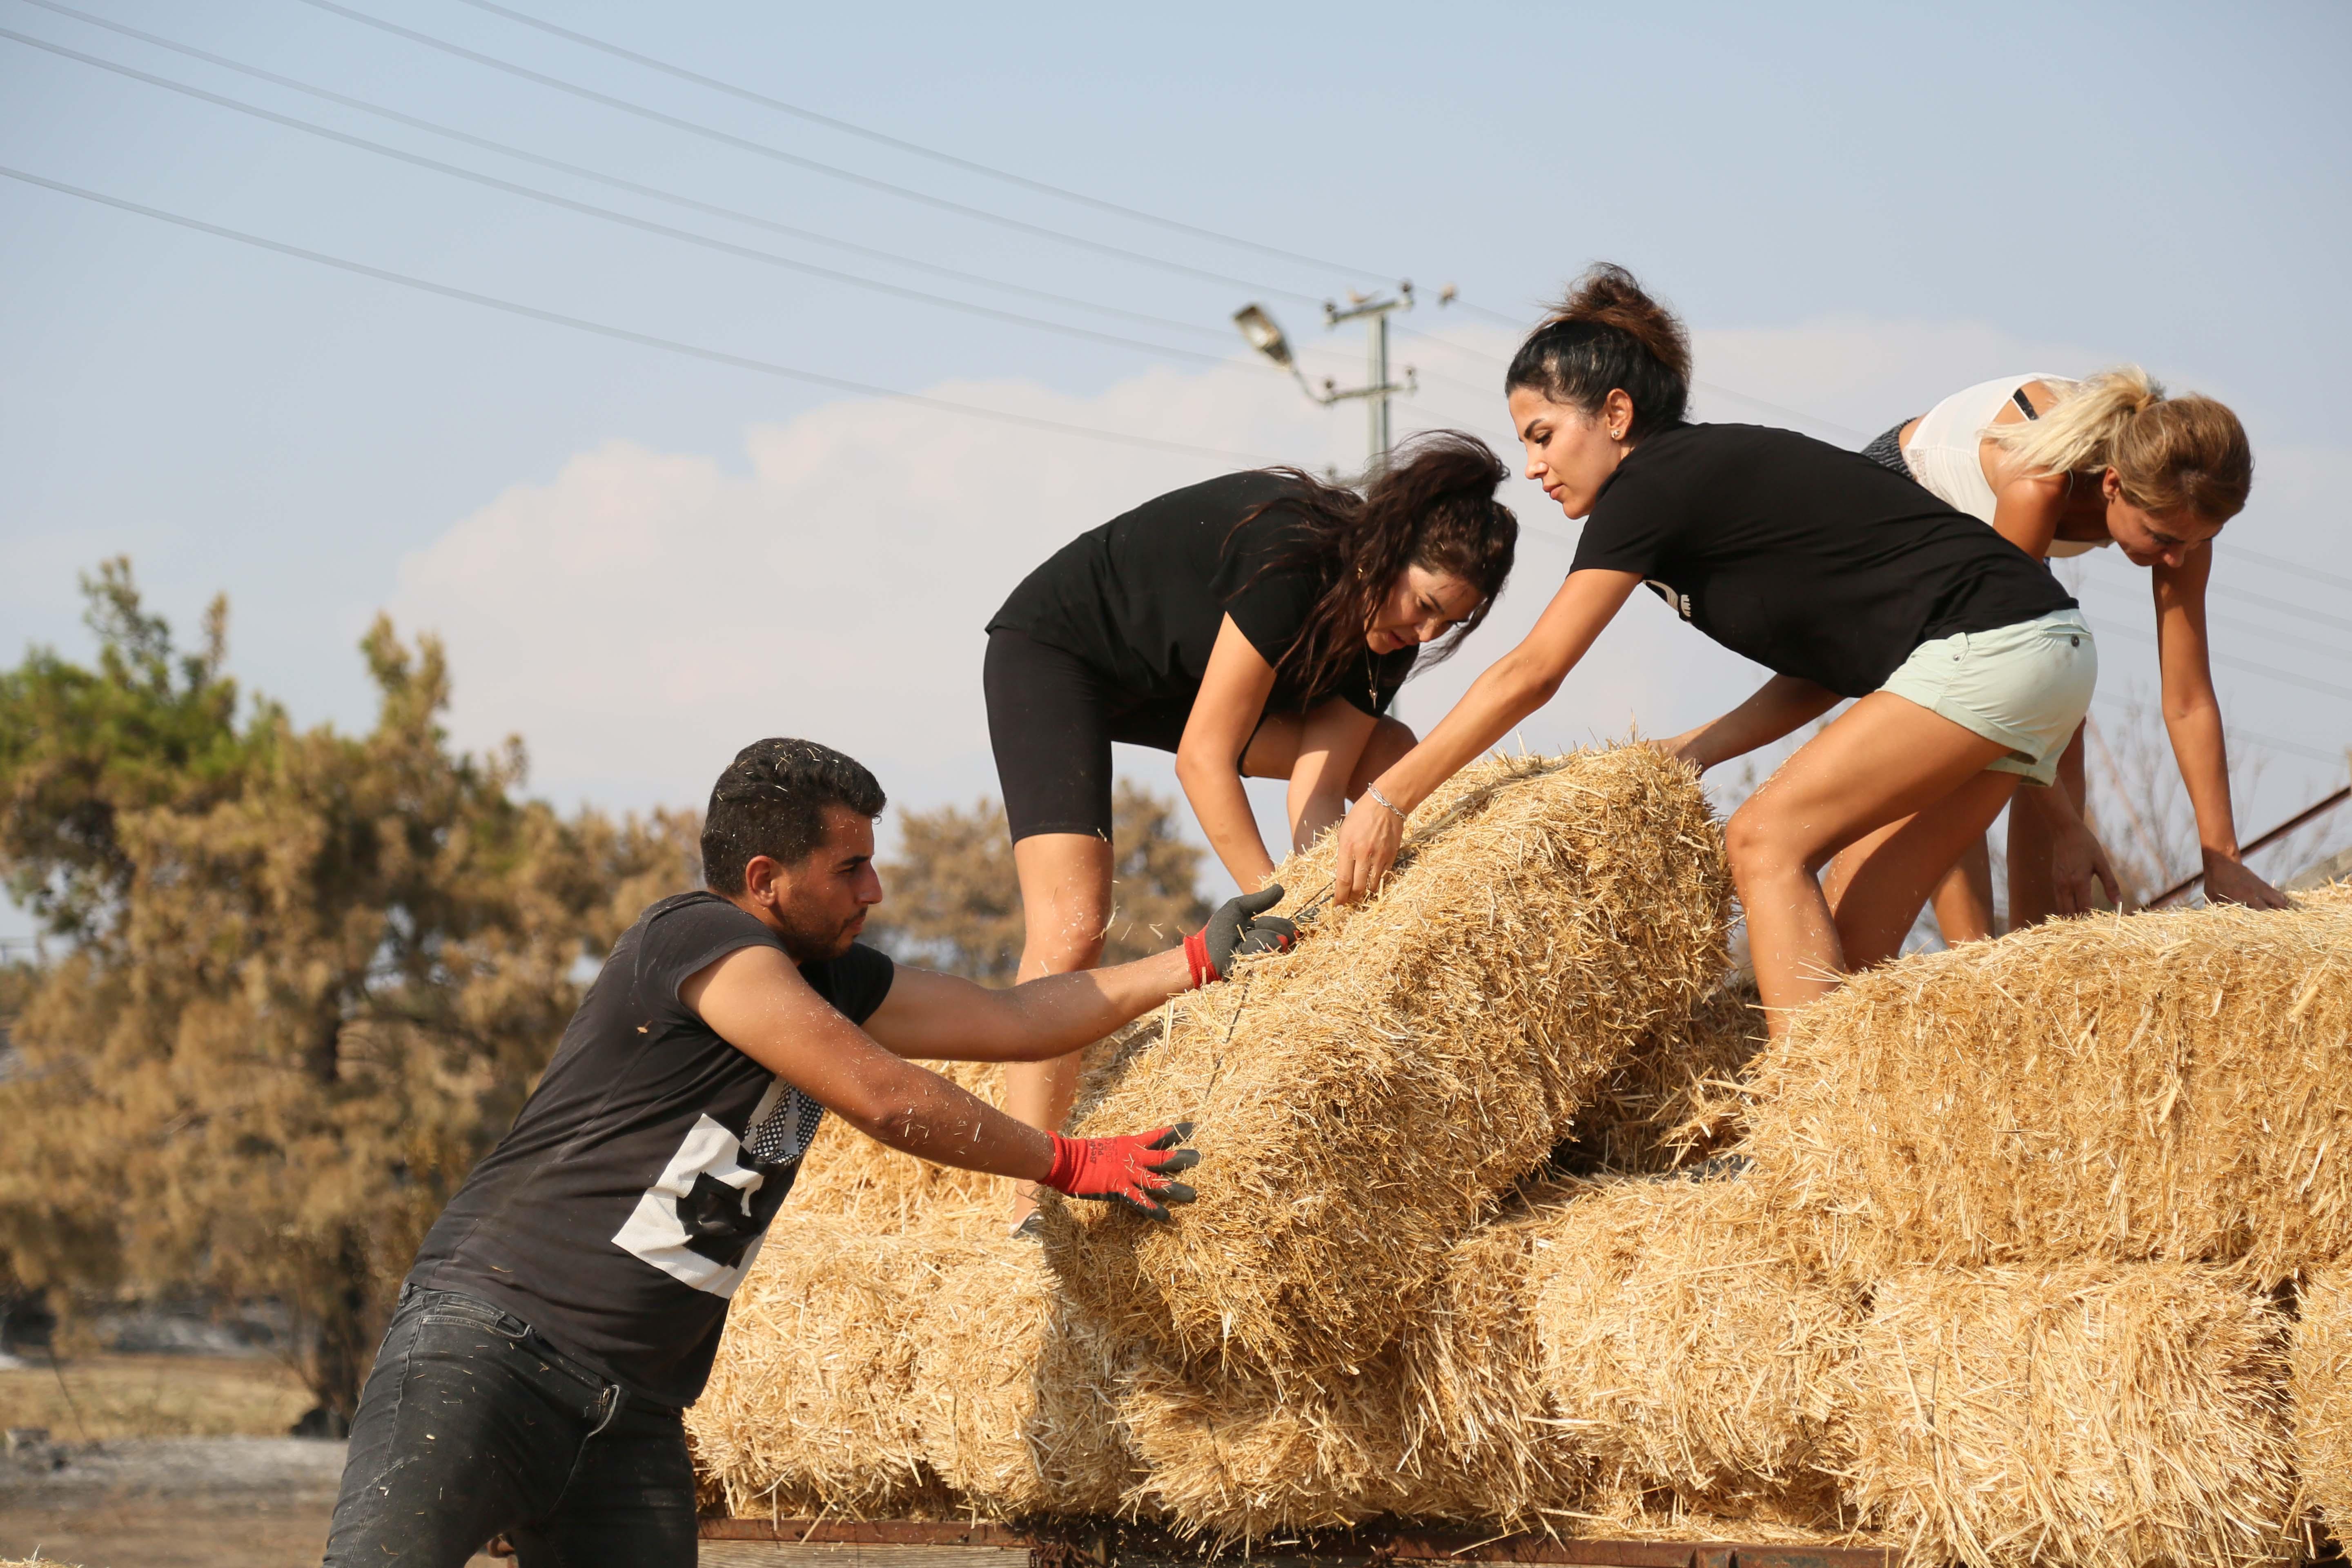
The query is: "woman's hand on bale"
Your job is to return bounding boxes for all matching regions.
[1332,794,1405,905]
[1044,1125,1200,1221]
[1185,887,1296,987]
[2049,818,2125,915]
[2202,852,2291,911]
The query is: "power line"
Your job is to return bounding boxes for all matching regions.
[1394,323,1872,442]
[452,0,1391,285]
[2086,693,2342,765]
[2204,580,2352,633]
[2225,541,2352,594]
[289,0,1334,307]
[2071,576,2352,666]
[12,0,1237,345]
[0,25,1247,367]
[0,164,1284,466]
[2080,612,2352,702]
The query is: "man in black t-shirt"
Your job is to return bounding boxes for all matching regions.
[321,738,1294,1568]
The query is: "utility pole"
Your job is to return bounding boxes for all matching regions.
[1234,281,1424,473]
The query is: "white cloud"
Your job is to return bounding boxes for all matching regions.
[392,316,2348,884]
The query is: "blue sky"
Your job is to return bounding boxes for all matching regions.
[4,0,2349,936]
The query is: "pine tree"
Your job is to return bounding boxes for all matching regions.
[0,561,696,1426]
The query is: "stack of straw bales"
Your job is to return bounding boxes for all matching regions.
[688,1213,965,1519]
[688,757,2350,1557]
[1740,898,2352,1284]
[2293,1267,2352,1543]
[1043,746,1733,1376]
[1838,1261,2299,1568]
[1525,1176,1852,1517]
[911,1236,1139,1519]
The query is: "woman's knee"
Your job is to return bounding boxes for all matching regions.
[1725,797,1819,881]
[1353,717,1418,788]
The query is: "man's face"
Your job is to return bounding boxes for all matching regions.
[741,805,883,963]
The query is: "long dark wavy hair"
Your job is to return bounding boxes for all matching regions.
[1236,431,1517,701]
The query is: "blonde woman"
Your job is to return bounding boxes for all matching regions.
[1851,370,2282,934]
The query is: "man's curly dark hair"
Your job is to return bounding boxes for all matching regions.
[700,738,886,895]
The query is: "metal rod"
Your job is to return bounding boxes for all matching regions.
[1368,305,1390,467]
[2145,783,2352,908]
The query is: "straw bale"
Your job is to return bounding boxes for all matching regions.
[1550,977,1764,1176]
[1526,1176,1854,1515]
[1118,1347,1453,1537]
[1043,747,1732,1375]
[1400,1184,1591,1528]
[1740,900,2352,1285]
[1838,1260,2297,1568]
[910,1234,1141,1519]
[2292,1266,2352,1542]
[784,1060,1008,1225]
[687,1210,984,1519]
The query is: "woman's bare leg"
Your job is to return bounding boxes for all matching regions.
[1002,832,1113,1227]
[1828,827,1998,949]
[2005,724,2088,930]
[1931,838,1999,945]
[1828,776,2019,969]
[1824,822,1999,950]
[1727,693,2012,1041]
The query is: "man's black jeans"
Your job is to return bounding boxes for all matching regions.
[321,1286,696,1567]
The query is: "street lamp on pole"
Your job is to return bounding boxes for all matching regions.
[1232,281,1421,472]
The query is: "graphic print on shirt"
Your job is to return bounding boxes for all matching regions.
[1644,579,1694,621]
[610,1076,825,1298]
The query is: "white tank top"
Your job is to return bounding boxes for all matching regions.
[1904,373,2110,559]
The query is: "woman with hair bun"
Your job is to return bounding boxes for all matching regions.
[984,433,1518,1217]
[1331,264,2098,1040]
[1857,369,2279,936]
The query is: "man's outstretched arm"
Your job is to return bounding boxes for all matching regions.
[860,889,1294,1062]
[684,946,1197,1219]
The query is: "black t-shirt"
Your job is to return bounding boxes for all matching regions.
[407,891,894,1408]
[988,470,1417,717]
[1570,423,2077,697]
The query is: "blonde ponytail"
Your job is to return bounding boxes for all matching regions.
[1985,367,2253,522]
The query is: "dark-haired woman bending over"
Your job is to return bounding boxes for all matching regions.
[986,434,1517,1217]
[1330,267,2098,1039]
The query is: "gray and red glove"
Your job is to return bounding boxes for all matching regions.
[1183,886,1297,988]
[1044,1124,1200,1221]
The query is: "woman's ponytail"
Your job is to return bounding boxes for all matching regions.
[1987,367,2253,522]
[1505,263,1692,438]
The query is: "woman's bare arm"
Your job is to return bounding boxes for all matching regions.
[1330,570,1643,903]
[1657,674,1842,771]
[1176,615,1282,891]
[2152,547,2289,909]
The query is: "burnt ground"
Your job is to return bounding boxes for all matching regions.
[0,1436,503,1568]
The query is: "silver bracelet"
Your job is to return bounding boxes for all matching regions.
[1363,784,1408,822]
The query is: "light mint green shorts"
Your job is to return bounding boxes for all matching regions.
[1878,608,2096,787]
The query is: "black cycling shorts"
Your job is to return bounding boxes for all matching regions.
[984,629,1199,843]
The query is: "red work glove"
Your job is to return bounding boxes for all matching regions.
[1183,886,1297,989]
[1043,1123,1200,1222]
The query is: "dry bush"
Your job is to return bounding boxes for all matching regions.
[911,1236,1139,1519]
[1740,899,2352,1285]
[2293,1267,2352,1545]
[1838,1261,2297,1568]
[1526,1177,1853,1518]
[1042,748,1731,1376]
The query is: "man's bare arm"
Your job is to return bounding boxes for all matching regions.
[684,946,1052,1180]
[860,947,1189,1062]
